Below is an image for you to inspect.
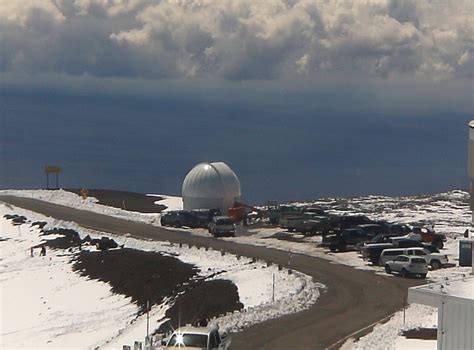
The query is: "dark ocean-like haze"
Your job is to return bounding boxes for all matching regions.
[0,84,471,204]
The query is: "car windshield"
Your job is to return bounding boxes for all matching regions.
[411,258,426,264]
[217,219,233,225]
[168,333,208,347]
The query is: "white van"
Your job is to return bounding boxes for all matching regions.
[379,247,448,269]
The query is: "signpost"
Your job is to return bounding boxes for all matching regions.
[45,165,61,189]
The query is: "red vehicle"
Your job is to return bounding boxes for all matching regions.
[413,226,446,249]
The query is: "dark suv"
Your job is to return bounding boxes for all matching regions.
[160,211,204,228]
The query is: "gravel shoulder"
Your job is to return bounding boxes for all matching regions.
[0,195,422,350]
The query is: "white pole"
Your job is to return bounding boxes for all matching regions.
[272,273,275,302]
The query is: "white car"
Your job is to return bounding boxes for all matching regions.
[380,247,448,269]
[160,325,231,349]
[384,255,428,278]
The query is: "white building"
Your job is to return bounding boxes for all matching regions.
[408,277,474,350]
[182,162,241,215]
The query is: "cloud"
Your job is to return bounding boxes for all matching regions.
[0,0,472,80]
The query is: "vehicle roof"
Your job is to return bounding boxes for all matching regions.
[214,216,232,220]
[383,247,425,251]
[173,325,217,335]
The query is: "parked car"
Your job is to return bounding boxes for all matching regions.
[322,228,375,252]
[384,255,428,278]
[361,238,438,265]
[281,213,330,235]
[190,208,221,226]
[357,224,390,236]
[302,207,326,216]
[160,325,231,349]
[412,226,446,249]
[208,216,236,237]
[379,247,449,269]
[327,215,374,231]
[161,211,204,228]
[388,223,412,236]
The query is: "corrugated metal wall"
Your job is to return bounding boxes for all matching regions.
[440,299,474,350]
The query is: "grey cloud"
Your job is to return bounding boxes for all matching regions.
[0,0,472,80]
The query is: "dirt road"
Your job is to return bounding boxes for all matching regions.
[0,195,422,349]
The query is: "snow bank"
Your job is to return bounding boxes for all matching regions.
[341,303,438,350]
[0,206,138,349]
[147,194,183,212]
[0,202,321,349]
[0,189,163,225]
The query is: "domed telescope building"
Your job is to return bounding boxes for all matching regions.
[182,162,241,215]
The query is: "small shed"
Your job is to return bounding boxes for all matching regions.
[408,277,474,350]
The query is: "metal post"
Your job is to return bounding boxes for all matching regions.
[146,300,150,339]
[272,273,275,302]
[403,295,406,325]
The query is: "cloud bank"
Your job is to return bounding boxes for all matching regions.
[0,0,472,80]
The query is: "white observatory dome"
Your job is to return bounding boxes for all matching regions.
[182,162,241,214]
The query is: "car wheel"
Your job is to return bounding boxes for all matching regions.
[420,273,427,279]
[436,241,444,249]
[400,268,408,278]
[329,244,337,252]
[174,221,181,228]
[338,242,346,252]
[431,260,441,270]
[385,265,391,274]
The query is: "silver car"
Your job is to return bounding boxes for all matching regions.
[384,255,428,278]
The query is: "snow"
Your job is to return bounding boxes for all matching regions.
[0,189,162,225]
[0,202,321,349]
[1,189,471,349]
[341,303,438,350]
[0,209,138,349]
[147,194,183,212]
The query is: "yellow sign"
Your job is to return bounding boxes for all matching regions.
[45,166,61,173]
[80,188,88,200]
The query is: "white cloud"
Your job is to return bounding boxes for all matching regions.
[0,0,472,80]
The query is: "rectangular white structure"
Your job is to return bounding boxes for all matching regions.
[468,121,474,273]
[408,277,474,350]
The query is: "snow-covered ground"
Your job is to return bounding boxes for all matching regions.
[147,194,183,212]
[0,189,173,225]
[1,189,471,349]
[0,202,321,349]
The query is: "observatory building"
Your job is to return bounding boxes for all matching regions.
[182,162,241,215]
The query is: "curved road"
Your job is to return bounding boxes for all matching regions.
[0,196,422,349]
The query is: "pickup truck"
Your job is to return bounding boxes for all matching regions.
[361,239,439,265]
[321,228,374,252]
[280,213,330,234]
[160,325,231,349]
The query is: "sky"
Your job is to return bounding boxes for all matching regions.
[0,0,473,202]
